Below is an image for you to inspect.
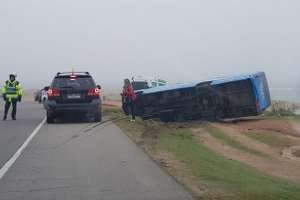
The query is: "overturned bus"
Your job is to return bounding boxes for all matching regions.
[134,72,271,122]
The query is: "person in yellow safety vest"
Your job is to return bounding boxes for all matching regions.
[2,74,23,120]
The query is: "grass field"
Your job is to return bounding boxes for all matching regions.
[159,129,300,200]
[104,106,300,200]
[245,130,294,148]
[205,126,266,157]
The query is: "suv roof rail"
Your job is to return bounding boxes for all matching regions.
[56,72,90,76]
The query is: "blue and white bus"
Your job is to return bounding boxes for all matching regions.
[135,72,271,122]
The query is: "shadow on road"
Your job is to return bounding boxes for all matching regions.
[53,114,94,124]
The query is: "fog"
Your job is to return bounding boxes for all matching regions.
[0,0,300,91]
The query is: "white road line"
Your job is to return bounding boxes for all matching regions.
[0,117,46,180]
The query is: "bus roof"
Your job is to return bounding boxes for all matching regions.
[140,72,265,95]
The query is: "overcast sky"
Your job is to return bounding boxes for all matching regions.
[0,0,299,90]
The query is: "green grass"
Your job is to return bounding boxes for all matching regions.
[245,131,294,148]
[103,106,124,118]
[103,106,146,140]
[263,110,296,117]
[293,115,300,121]
[206,126,266,157]
[159,128,300,200]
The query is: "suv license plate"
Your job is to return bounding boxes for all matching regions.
[67,94,81,99]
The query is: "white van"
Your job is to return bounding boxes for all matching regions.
[131,76,167,91]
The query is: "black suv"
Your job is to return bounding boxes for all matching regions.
[45,72,102,123]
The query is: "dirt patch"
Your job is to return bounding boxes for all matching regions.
[225,118,300,137]
[291,121,300,135]
[212,123,278,157]
[293,150,300,158]
[282,146,300,162]
[192,128,300,184]
[216,119,300,153]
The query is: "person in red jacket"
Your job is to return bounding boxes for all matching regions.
[122,79,137,122]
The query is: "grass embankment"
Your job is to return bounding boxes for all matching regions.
[205,126,267,157]
[245,130,294,148]
[291,115,300,123]
[104,106,300,200]
[263,112,300,122]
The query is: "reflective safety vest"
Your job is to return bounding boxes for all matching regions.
[2,80,23,101]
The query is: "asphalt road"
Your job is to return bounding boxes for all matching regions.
[0,100,193,200]
[0,100,45,168]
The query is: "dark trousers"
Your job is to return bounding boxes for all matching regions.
[122,97,129,116]
[122,101,135,120]
[122,102,129,116]
[4,99,17,118]
[129,101,135,120]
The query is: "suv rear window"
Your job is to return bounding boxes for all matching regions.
[52,76,96,89]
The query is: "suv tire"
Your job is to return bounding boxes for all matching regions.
[94,111,102,122]
[47,112,55,124]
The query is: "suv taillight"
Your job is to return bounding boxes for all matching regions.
[88,88,100,97]
[48,88,60,97]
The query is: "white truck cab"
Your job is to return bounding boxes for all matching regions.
[131,76,167,91]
